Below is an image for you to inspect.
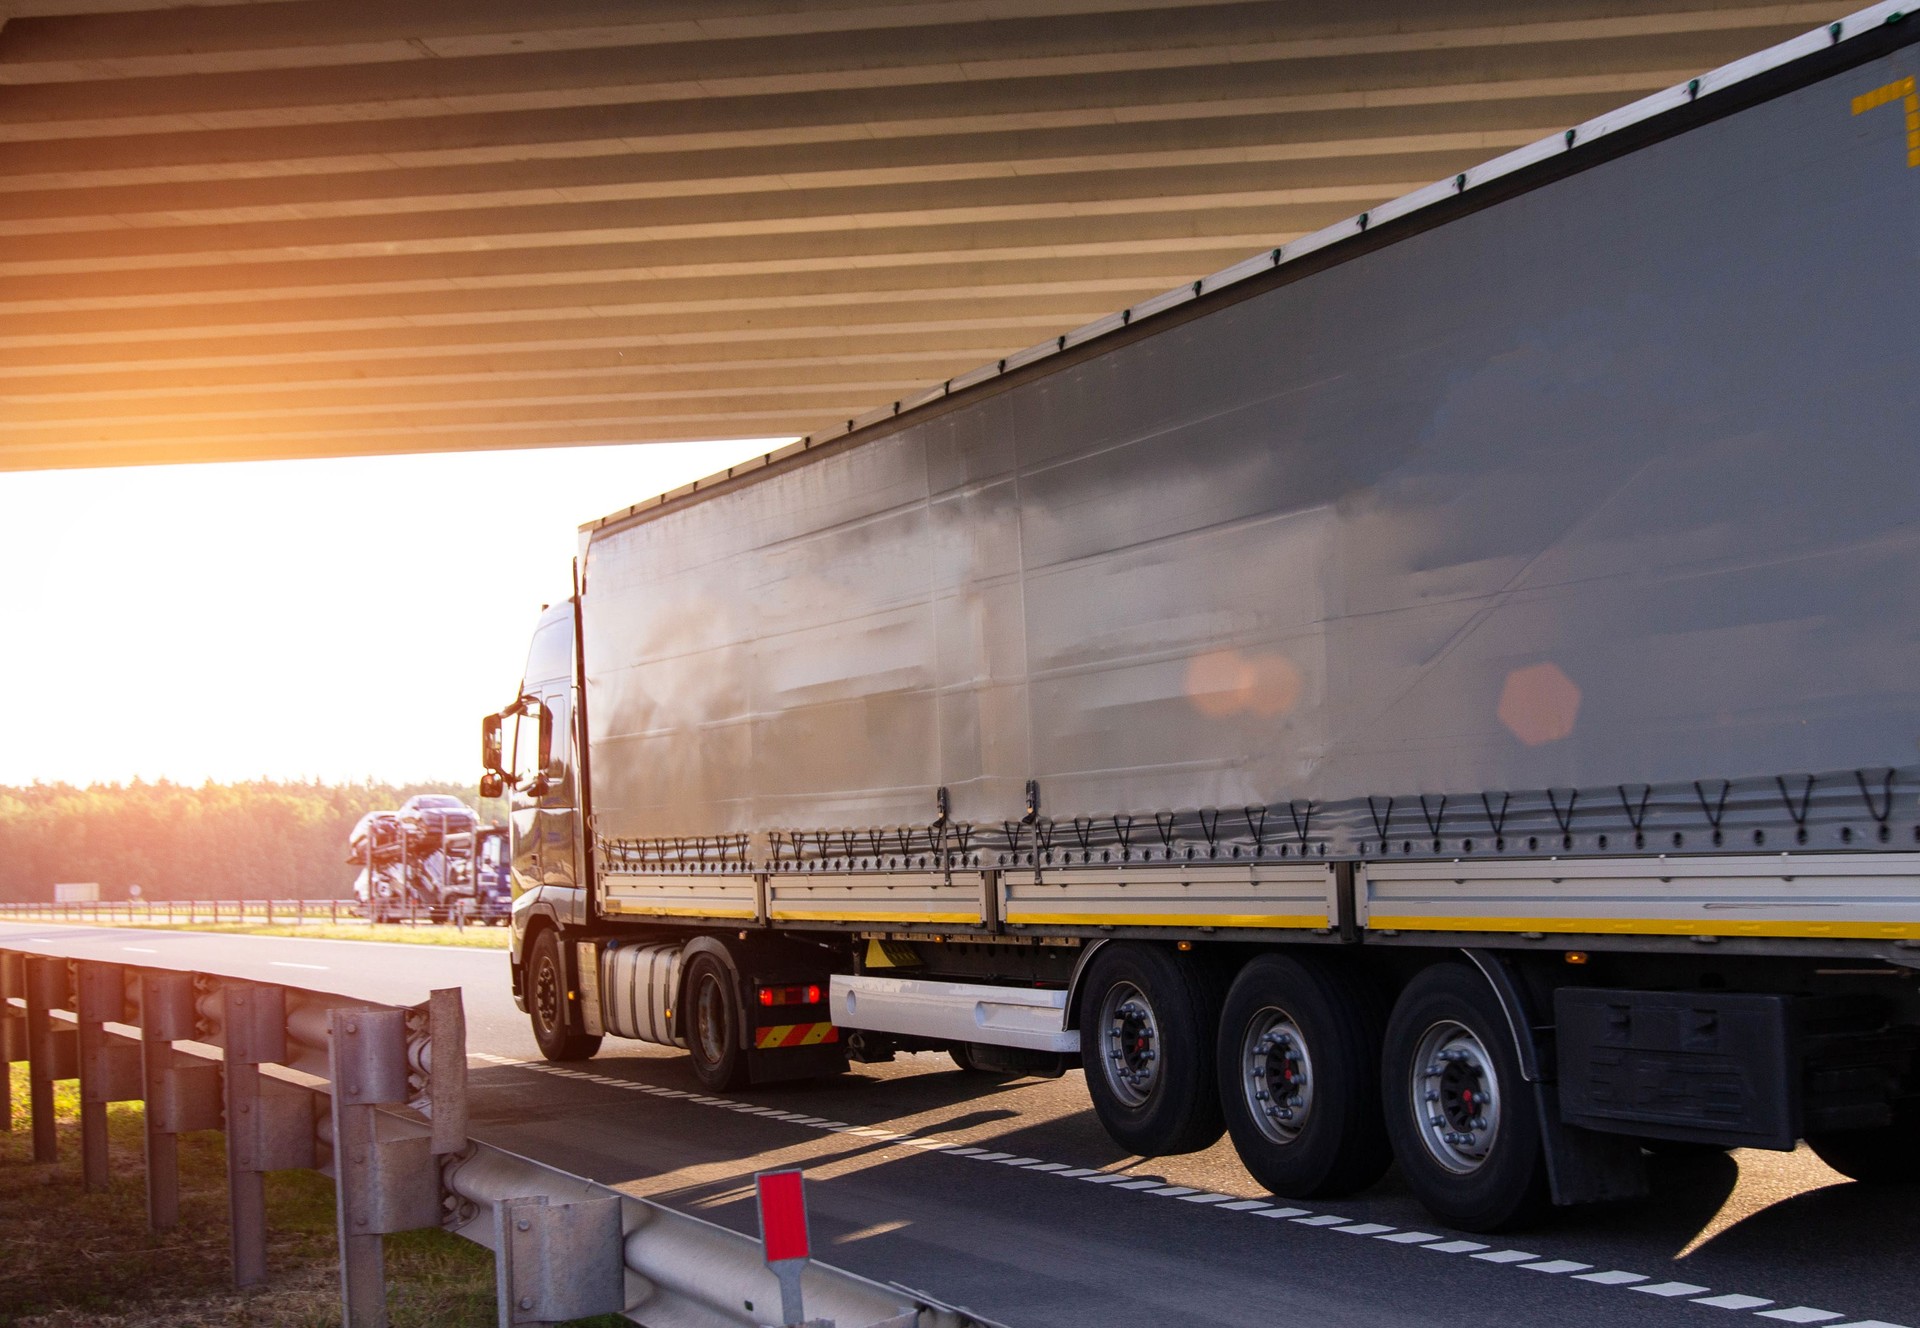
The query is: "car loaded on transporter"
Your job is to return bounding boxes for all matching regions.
[483,8,1920,1231]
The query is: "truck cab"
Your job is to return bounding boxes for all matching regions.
[483,602,586,1004]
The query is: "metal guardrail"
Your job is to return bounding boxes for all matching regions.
[0,940,1002,1328]
[0,899,358,925]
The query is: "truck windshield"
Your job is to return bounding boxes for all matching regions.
[523,617,571,687]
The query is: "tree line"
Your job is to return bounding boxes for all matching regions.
[0,780,509,902]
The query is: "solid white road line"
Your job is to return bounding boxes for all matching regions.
[269,960,328,970]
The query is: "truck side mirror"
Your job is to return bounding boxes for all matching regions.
[479,772,504,799]
[481,713,505,778]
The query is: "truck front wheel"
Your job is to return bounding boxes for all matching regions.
[1217,954,1392,1198]
[1381,964,1547,1231]
[1078,943,1224,1155]
[528,929,602,1062]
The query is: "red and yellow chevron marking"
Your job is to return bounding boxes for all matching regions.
[754,1022,839,1050]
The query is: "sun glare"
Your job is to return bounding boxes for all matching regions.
[0,439,782,787]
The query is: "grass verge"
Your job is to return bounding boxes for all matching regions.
[0,1065,614,1326]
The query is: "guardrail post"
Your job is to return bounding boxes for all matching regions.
[139,969,216,1230]
[76,960,142,1192]
[492,1194,625,1328]
[328,1006,411,1327]
[222,981,289,1287]
[417,988,469,1156]
[1,951,24,1133]
[25,954,75,1163]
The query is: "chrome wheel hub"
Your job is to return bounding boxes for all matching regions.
[533,956,561,1035]
[1411,1020,1501,1174]
[1099,981,1162,1108]
[1241,1008,1314,1144]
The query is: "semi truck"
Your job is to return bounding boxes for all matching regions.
[483,6,1920,1232]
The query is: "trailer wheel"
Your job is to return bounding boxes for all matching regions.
[528,929,601,1063]
[684,953,749,1092]
[1218,954,1391,1198]
[1078,943,1224,1155]
[1808,1101,1920,1184]
[1382,964,1547,1231]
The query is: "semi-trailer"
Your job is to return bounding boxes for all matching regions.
[483,6,1920,1231]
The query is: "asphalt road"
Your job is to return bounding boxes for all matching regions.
[3,921,1914,1328]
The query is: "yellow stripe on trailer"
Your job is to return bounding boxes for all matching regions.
[767,910,980,924]
[1005,912,1329,930]
[603,901,757,919]
[1366,915,1920,940]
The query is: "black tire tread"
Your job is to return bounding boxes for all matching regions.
[528,929,602,1063]
[1381,963,1548,1232]
[683,953,750,1092]
[1217,953,1392,1199]
[1078,943,1225,1156]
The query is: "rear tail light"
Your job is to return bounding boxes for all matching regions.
[757,983,824,1007]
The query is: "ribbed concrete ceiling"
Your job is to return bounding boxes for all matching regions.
[0,0,1837,470]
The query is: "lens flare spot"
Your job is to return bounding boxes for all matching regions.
[1497,662,1581,746]
[1186,649,1301,718]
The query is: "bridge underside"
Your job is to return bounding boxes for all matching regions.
[0,0,1839,470]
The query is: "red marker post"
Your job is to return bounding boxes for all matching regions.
[756,1168,812,1326]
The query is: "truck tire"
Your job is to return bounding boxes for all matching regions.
[1808,1101,1920,1184]
[528,929,601,1063]
[949,1044,1007,1077]
[1078,942,1224,1156]
[684,953,750,1092]
[1217,953,1392,1198]
[1381,964,1547,1231]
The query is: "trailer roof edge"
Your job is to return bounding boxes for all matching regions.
[582,0,1913,539]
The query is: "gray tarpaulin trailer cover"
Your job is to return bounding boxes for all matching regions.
[580,19,1920,868]
[502,12,1920,1234]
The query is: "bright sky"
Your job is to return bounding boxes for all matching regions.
[0,439,780,787]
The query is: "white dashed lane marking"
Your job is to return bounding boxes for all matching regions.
[1636,1283,1714,1298]
[484,1056,1911,1328]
